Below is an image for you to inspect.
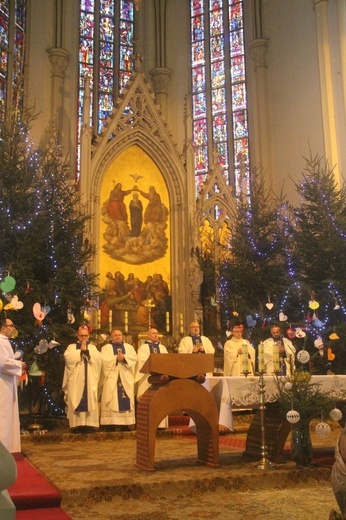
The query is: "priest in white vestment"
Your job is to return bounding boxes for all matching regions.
[135,327,168,428]
[178,321,215,376]
[223,324,255,376]
[178,321,215,355]
[62,325,102,431]
[263,324,296,376]
[0,318,26,453]
[100,329,137,428]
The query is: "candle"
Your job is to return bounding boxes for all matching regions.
[124,311,128,334]
[179,313,183,335]
[273,342,280,372]
[258,342,265,372]
[166,311,170,333]
[109,310,113,331]
[97,309,101,329]
[242,342,249,374]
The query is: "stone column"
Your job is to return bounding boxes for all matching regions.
[313,0,340,185]
[150,67,172,116]
[248,38,272,183]
[47,47,70,137]
[336,0,346,154]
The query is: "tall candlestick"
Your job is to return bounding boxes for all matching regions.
[272,342,280,372]
[258,341,265,372]
[242,342,249,374]
[109,310,113,332]
[179,313,183,335]
[124,311,128,334]
[165,311,170,333]
[97,309,101,329]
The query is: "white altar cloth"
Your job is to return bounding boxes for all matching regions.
[190,375,346,433]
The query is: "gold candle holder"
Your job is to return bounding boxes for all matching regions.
[256,371,276,470]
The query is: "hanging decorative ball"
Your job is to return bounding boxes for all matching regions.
[315,422,331,438]
[286,410,300,423]
[330,408,343,422]
[297,350,310,364]
[284,382,293,390]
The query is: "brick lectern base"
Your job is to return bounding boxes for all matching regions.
[136,378,220,471]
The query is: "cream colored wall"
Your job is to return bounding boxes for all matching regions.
[25,0,346,207]
[247,0,345,204]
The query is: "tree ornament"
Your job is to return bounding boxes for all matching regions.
[4,295,24,310]
[246,315,256,327]
[266,295,273,310]
[0,275,16,293]
[33,302,47,321]
[297,350,310,364]
[330,408,342,422]
[286,410,300,424]
[48,340,60,349]
[315,421,331,438]
[284,382,293,390]
[295,328,306,338]
[329,332,339,340]
[67,310,75,324]
[34,339,49,354]
[286,327,296,339]
[327,348,335,361]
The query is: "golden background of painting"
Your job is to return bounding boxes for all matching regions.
[99,144,171,290]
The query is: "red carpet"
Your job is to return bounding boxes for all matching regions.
[8,453,71,519]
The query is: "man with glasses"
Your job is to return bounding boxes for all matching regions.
[0,318,26,452]
[62,325,102,432]
[178,321,215,355]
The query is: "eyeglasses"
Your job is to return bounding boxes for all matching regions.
[6,324,15,328]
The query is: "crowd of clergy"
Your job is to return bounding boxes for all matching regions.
[62,320,295,432]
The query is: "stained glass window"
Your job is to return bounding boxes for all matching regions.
[190,0,250,198]
[77,0,135,178]
[0,0,26,121]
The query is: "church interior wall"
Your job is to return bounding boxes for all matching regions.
[17,0,346,334]
[257,0,325,203]
[24,1,346,205]
[164,0,191,155]
[25,0,55,146]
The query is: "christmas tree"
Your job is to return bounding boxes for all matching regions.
[290,153,346,327]
[0,112,96,416]
[218,169,289,335]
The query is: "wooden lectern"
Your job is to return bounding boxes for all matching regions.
[136,353,219,471]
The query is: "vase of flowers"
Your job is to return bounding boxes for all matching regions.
[274,370,334,468]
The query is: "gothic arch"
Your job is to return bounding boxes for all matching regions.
[80,72,190,336]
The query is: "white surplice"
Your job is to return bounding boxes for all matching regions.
[0,333,23,453]
[62,342,102,428]
[100,342,137,425]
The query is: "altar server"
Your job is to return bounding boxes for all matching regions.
[0,318,26,453]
